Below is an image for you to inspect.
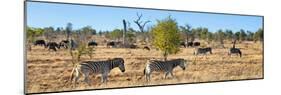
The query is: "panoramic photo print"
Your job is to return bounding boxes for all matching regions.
[25,1,264,94]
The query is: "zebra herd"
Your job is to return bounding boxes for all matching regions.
[65,40,243,87]
[69,58,188,86]
[32,39,243,86]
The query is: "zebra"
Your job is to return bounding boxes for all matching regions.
[70,58,125,86]
[229,48,242,57]
[194,47,212,55]
[228,40,242,57]
[143,58,187,81]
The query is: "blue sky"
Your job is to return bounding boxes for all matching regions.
[26,2,263,32]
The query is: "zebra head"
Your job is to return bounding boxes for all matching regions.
[113,58,125,72]
[179,59,187,70]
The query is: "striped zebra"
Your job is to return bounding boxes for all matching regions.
[144,58,187,81]
[70,58,125,86]
[228,40,242,57]
[229,48,242,57]
[194,47,212,55]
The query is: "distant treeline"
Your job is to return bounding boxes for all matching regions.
[26,16,263,61]
[27,20,263,44]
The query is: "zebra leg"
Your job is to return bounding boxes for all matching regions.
[170,71,175,79]
[104,75,108,84]
[101,75,105,83]
[164,72,169,79]
[83,72,91,86]
[74,70,80,87]
[101,73,107,83]
[145,73,150,82]
[146,73,151,82]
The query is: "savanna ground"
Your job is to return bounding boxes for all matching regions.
[26,41,263,93]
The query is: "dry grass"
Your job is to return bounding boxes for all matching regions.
[26,42,263,93]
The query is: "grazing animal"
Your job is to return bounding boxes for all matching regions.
[128,44,137,49]
[143,46,150,51]
[88,41,98,47]
[106,41,121,48]
[180,42,186,48]
[228,40,242,57]
[194,47,212,55]
[59,40,69,49]
[46,42,60,51]
[34,40,46,47]
[229,48,242,57]
[193,42,200,47]
[144,59,187,81]
[70,58,125,86]
[106,41,115,48]
[187,42,193,47]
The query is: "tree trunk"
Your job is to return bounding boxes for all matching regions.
[123,19,127,47]
[163,50,168,61]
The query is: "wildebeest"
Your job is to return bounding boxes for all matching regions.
[88,41,98,47]
[34,40,46,47]
[143,46,150,51]
[59,40,69,49]
[128,44,137,49]
[193,42,200,47]
[106,41,121,48]
[180,41,199,48]
[194,47,212,55]
[180,42,186,48]
[187,42,194,47]
[106,41,115,48]
[46,42,60,51]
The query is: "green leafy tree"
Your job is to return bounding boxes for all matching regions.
[110,29,123,40]
[225,29,233,40]
[26,26,44,51]
[246,31,254,41]
[214,29,225,48]
[239,29,247,41]
[27,27,44,43]
[234,31,240,40]
[151,16,181,61]
[179,24,192,42]
[206,32,214,42]
[254,28,263,42]
[200,28,208,40]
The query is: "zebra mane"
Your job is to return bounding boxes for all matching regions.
[109,58,124,69]
[168,59,184,67]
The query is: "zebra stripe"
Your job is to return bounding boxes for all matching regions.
[70,58,125,86]
[229,48,242,57]
[144,58,187,81]
[194,47,212,55]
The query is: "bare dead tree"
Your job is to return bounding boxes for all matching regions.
[134,13,150,43]
[134,13,150,33]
